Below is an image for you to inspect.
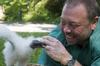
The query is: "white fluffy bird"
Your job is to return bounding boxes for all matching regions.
[0,25,43,66]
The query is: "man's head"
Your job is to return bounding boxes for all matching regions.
[60,0,100,45]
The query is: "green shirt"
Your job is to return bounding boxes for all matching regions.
[38,18,100,66]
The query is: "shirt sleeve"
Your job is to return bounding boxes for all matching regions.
[91,57,100,66]
[90,17,100,66]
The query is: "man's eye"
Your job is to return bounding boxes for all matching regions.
[61,21,66,25]
[71,24,80,28]
[62,22,66,25]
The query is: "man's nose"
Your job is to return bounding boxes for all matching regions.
[63,26,72,33]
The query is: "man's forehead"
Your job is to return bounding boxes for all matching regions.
[61,3,87,17]
[61,3,89,24]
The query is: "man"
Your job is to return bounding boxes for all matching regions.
[38,0,100,66]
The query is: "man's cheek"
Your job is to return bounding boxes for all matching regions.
[74,28,84,34]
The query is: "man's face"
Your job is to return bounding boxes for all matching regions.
[61,4,95,45]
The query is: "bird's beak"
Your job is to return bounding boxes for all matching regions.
[30,40,46,49]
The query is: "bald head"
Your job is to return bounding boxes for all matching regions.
[63,0,100,22]
[62,3,87,18]
[61,4,88,26]
[60,0,98,45]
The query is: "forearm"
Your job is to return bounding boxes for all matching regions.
[42,36,83,66]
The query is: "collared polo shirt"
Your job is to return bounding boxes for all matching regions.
[38,18,100,66]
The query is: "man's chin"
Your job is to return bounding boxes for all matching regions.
[66,37,77,44]
[66,39,77,45]
[67,41,77,45]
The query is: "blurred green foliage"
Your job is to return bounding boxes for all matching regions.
[0,0,100,24]
[3,0,47,22]
[45,0,65,16]
[97,0,100,6]
[0,0,60,24]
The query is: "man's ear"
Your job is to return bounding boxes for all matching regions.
[91,16,99,30]
[94,16,99,22]
[91,23,96,30]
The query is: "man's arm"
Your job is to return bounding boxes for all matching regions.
[42,36,82,66]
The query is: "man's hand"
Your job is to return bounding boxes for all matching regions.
[42,36,72,65]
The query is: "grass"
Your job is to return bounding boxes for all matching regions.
[0,32,48,66]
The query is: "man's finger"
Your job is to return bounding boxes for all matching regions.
[43,36,59,42]
[44,45,54,51]
[42,38,53,46]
